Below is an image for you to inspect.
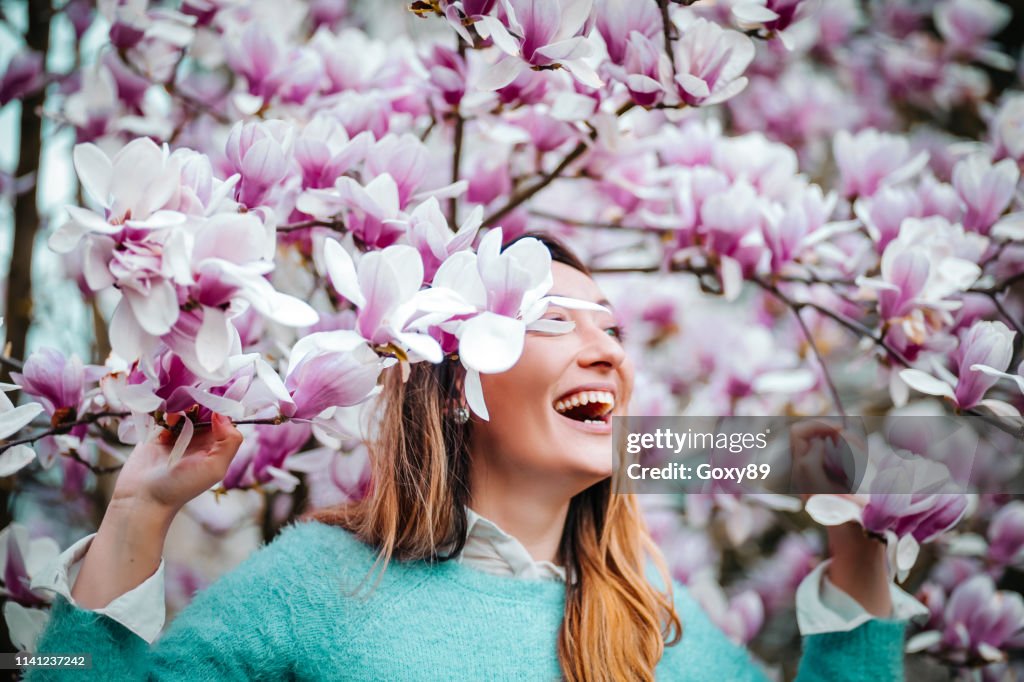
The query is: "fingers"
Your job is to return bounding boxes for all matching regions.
[209,413,244,464]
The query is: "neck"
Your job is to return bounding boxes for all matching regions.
[467,491,570,565]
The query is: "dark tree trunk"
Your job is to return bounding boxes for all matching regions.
[3,1,52,382]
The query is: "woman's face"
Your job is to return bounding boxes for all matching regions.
[470,262,633,495]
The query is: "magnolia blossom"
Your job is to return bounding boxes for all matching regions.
[687,570,765,645]
[907,575,1024,664]
[0,386,43,477]
[429,228,607,419]
[321,240,444,363]
[833,128,930,198]
[951,154,1020,235]
[900,320,1016,414]
[988,501,1024,569]
[668,18,755,107]
[475,0,603,90]
[806,446,967,580]
[10,349,86,420]
[0,523,59,652]
[857,217,983,348]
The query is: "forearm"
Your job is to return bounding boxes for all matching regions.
[71,497,175,610]
[825,523,893,618]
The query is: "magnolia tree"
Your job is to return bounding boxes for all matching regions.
[2,0,1024,677]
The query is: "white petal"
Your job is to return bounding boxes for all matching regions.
[196,307,231,373]
[899,369,955,400]
[970,364,1024,394]
[896,533,920,573]
[395,331,443,364]
[732,4,779,23]
[464,368,489,421]
[165,415,194,469]
[525,319,576,335]
[123,282,179,336]
[720,255,744,301]
[0,444,36,477]
[0,402,45,440]
[323,239,366,307]
[3,602,49,652]
[804,494,864,526]
[475,16,521,57]
[976,398,1021,417]
[476,57,526,91]
[73,143,113,208]
[905,630,941,654]
[459,313,525,374]
[752,369,817,393]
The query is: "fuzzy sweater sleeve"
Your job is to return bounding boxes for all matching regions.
[25,522,309,682]
[664,581,908,681]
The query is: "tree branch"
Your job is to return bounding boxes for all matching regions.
[449,38,467,229]
[483,101,636,226]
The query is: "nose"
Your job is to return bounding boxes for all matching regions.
[575,317,626,370]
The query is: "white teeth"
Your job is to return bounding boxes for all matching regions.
[553,390,616,415]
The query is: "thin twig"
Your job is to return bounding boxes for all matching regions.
[753,276,912,368]
[483,101,636,226]
[790,304,847,420]
[448,38,467,229]
[0,411,128,455]
[277,219,344,232]
[529,210,676,234]
[657,0,678,72]
[0,356,24,372]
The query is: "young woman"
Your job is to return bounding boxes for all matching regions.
[29,234,918,681]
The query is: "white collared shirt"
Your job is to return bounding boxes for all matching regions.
[31,505,927,644]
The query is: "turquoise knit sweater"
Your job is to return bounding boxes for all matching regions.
[28,519,907,681]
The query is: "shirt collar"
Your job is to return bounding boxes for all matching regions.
[460,506,573,583]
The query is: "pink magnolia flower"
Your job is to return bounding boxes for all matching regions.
[934,0,1013,68]
[422,44,468,108]
[988,501,1024,569]
[0,523,58,608]
[293,116,372,190]
[298,174,405,249]
[989,93,1024,163]
[833,129,930,199]
[365,134,430,209]
[907,574,1024,664]
[10,349,85,419]
[807,447,967,580]
[224,120,293,209]
[857,217,983,346]
[0,385,44,477]
[731,0,809,34]
[952,154,1020,235]
[687,570,765,645]
[429,228,607,419]
[475,0,603,90]
[667,18,755,107]
[593,0,660,65]
[0,52,45,106]
[321,240,443,363]
[900,320,1016,414]
[222,421,312,491]
[399,198,482,282]
[50,138,187,253]
[283,331,384,420]
[853,186,924,252]
[698,181,768,300]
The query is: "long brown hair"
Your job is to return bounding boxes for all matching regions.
[305,232,682,681]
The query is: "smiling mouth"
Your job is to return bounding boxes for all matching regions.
[553,390,616,425]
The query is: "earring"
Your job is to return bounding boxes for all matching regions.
[452,406,470,424]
